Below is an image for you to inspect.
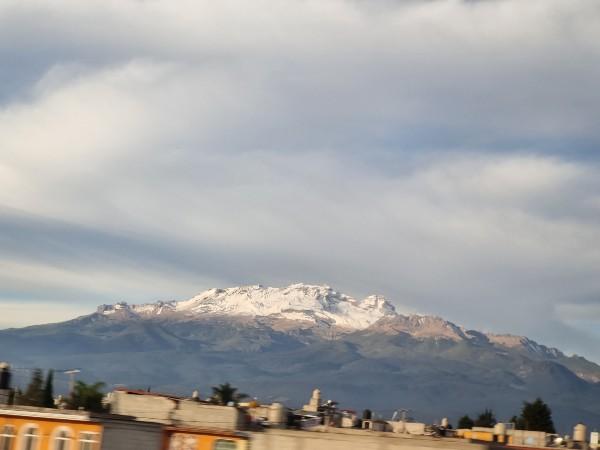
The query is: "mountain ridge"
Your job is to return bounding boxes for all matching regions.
[2,283,599,430]
[93,283,582,368]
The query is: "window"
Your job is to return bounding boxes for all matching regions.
[52,428,72,450]
[0,425,16,450]
[19,426,38,450]
[78,432,99,450]
[213,440,237,450]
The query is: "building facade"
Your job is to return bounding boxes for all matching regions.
[0,405,249,450]
[0,407,103,450]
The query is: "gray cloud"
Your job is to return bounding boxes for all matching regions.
[1,0,599,361]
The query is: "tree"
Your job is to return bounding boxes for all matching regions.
[13,388,23,406]
[23,369,44,406]
[210,383,248,405]
[474,409,497,428]
[517,398,555,433]
[458,415,474,429]
[510,415,522,429]
[362,409,372,420]
[8,389,15,406]
[42,370,55,408]
[67,381,105,412]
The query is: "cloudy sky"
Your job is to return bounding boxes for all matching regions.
[1,0,600,360]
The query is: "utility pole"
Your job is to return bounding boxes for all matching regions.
[63,369,81,395]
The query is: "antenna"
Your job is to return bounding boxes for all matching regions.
[392,408,408,422]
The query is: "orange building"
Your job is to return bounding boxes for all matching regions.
[0,406,249,450]
[163,427,248,450]
[0,406,103,450]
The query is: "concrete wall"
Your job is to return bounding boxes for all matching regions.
[590,431,598,448]
[109,391,244,430]
[110,391,176,424]
[341,416,357,428]
[100,417,163,450]
[387,422,426,435]
[508,430,549,448]
[172,400,245,430]
[251,428,497,450]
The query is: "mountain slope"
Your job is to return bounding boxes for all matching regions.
[1,283,599,431]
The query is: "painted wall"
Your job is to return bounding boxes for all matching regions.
[250,428,497,450]
[164,431,248,450]
[0,413,102,450]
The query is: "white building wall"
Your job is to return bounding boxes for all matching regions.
[173,400,245,430]
[251,428,497,450]
[110,391,175,424]
[109,391,245,430]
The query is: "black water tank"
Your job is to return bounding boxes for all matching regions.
[0,364,11,390]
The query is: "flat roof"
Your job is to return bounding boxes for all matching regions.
[114,389,213,404]
[164,426,249,439]
[0,406,93,422]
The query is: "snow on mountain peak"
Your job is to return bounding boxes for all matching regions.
[176,283,397,329]
[94,285,569,358]
[99,283,398,329]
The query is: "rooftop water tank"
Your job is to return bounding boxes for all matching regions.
[494,423,507,436]
[268,402,286,426]
[574,423,587,442]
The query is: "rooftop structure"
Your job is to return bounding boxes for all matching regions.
[108,389,247,431]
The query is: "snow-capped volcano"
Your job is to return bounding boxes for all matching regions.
[97,283,398,329]
[7,284,600,432]
[94,283,568,357]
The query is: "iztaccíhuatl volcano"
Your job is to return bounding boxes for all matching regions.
[1,283,599,431]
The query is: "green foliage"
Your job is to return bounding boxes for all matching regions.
[458,415,474,429]
[42,370,55,408]
[474,409,497,427]
[516,398,555,433]
[362,409,372,420]
[510,415,523,429]
[210,382,248,405]
[23,369,44,406]
[21,369,56,408]
[67,381,106,412]
[13,388,23,405]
